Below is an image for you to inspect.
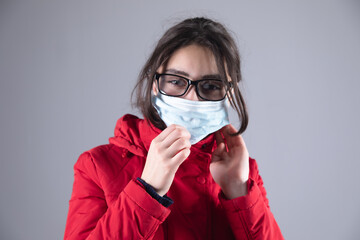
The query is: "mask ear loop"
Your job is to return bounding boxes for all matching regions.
[152,73,159,96]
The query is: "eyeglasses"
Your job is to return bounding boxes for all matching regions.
[155,73,231,101]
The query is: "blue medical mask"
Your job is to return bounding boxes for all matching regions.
[152,94,230,144]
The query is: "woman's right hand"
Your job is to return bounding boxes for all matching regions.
[141,124,191,196]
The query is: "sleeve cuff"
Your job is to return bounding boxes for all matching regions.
[136,178,174,207]
[122,179,171,221]
[219,178,262,211]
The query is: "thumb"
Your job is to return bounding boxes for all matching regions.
[211,141,226,163]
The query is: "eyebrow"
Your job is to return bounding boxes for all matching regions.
[165,68,222,80]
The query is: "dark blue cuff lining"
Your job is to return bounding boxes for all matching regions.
[136,177,174,207]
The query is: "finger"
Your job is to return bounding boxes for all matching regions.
[221,124,243,149]
[214,129,225,146]
[212,130,226,161]
[156,124,187,143]
[172,148,191,165]
[155,124,176,142]
[211,141,226,163]
[166,137,191,159]
[162,126,191,149]
[237,134,247,150]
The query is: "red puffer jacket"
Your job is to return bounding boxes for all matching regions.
[64,114,283,239]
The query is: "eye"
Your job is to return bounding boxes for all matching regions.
[200,80,223,91]
[162,75,187,87]
[167,79,186,87]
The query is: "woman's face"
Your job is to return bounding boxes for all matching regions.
[155,44,221,101]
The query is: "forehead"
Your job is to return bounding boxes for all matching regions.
[164,44,219,79]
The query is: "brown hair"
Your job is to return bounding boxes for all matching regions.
[132,17,248,135]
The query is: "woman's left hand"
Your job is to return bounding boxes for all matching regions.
[210,124,250,199]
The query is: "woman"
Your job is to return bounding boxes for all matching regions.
[64,17,284,239]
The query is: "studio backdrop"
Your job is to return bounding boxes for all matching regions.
[0,0,359,239]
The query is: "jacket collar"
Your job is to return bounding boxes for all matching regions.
[109,114,216,157]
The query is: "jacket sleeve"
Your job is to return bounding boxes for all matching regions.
[219,158,284,240]
[64,152,171,240]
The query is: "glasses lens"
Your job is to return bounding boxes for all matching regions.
[198,80,227,100]
[158,75,188,96]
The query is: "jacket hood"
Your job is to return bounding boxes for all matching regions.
[108,114,161,157]
[109,114,216,157]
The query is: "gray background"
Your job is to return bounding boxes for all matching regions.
[1,0,359,239]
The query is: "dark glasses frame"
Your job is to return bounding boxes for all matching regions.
[154,73,232,101]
